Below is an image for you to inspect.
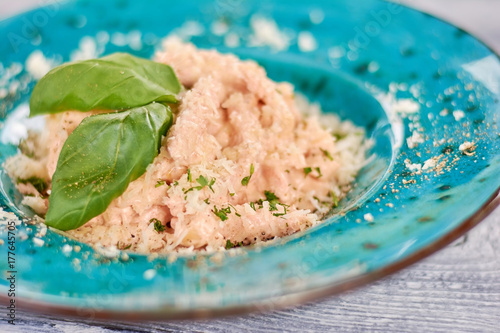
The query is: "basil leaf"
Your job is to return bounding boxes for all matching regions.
[30,53,181,116]
[45,103,173,231]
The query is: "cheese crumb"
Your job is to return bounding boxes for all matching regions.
[407,131,424,149]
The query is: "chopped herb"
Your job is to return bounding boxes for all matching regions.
[264,191,279,202]
[315,167,323,178]
[173,181,179,186]
[208,177,216,192]
[255,199,264,209]
[235,212,241,217]
[155,180,166,188]
[18,177,48,194]
[204,198,210,205]
[321,149,334,161]
[184,175,216,194]
[241,163,254,186]
[117,242,132,250]
[333,132,347,141]
[150,218,165,232]
[285,169,290,173]
[213,205,231,221]
[225,239,235,249]
[330,191,339,207]
[187,169,192,182]
[250,202,256,211]
[230,192,235,197]
[286,223,289,227]
[304,167,312,177]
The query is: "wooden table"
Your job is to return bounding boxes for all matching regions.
[1,1,499,331]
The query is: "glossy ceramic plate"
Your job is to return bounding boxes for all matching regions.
[0,0,499,320]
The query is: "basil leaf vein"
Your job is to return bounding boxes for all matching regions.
[44,103,173,231]
[30,53,181,116]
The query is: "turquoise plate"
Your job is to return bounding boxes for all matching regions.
[0,0,499,320]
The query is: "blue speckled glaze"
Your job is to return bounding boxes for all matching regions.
[0,0,499,316]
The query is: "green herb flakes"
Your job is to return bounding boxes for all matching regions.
[184,175,216,194]
[155,180,166,188]
[304,167,312,177]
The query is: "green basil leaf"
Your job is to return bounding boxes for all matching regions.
[30,53,181,116]
[45,103,173,231]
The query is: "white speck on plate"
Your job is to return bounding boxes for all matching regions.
[422,157,438,170]
[453,110,465,121]
[25,50,52,79]
[309,9,325,24]
[404,159,422,172]
[62,244,73,254]
[210,20,229,36]
[224,33,240,48]
[33,238,45,247]
[171,20,205,41]
[407,131,424,149]
[248,15,292,52]
[364,213,374,222]
[368,61,380,73]
[143,269,157,280]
